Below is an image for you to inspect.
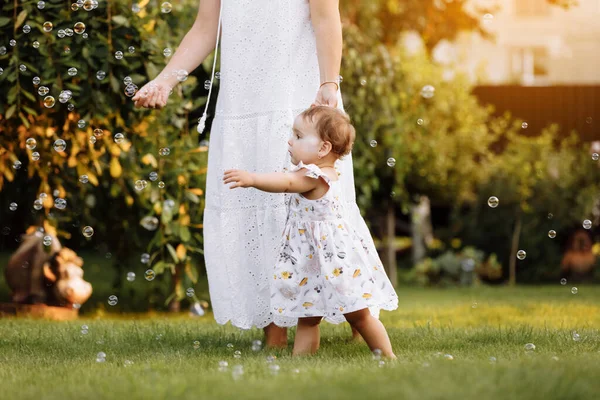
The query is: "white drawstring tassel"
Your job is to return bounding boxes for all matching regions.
[197,113,207,134]
[197,0,223,134]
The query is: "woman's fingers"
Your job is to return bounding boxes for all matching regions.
[148,89,160,108]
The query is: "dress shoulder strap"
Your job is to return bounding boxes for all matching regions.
[290,161,332,186]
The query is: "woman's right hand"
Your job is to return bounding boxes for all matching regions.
[132,80,173,109]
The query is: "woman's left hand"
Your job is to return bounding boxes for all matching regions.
[311,82,338,108]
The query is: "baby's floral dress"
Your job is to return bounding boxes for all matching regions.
[271,162,398,324]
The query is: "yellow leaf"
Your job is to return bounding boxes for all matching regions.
[189,224,204,229]
[68,156,77,168]
[138,0,150,7]
[177,175,187,185]
[126,195,134,206]
[43,221,57,237]
[109,144,121,157]
[176,244,187,260]
[142,19,155,33]
[120,141,132,152]
[141,154,158,168]
[179,204,186,215]
[87,173,99,186]
[188,188,204,196]
[193,167,208,175]
[110,157,122,178]
[180,214,190,226]
[153,202,162,215]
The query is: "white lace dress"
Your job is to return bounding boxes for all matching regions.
[271,162,398,324]
[203,0,388,329]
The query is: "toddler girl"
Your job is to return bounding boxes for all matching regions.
[223,106,398,358]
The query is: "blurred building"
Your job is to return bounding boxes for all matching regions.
[432,0,600,85]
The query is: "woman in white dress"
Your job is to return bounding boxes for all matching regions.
[133,0,379,347]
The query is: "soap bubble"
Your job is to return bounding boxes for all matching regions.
[560,278,567,285]
[96,70,106,80]
[516,250,526,260]
[134,180,147,191]
[386,158,396,167]
[26,138,37,150]
[9,202,17,212]
[82,226,94,238]
[488,196,499,208]
[33,199,43,210]
[79,175,89,184]
[114,51,123,60]
[163,48,172,57]
[177,69,188,82]
[43,21,53,32]
[126,272,136,282]
[571,287,578,295]
[124,84,138,97]
[58,90,72,104]
[420,85,435,99]
[31,152,40,161]
[582,219,592,230]
[43,96,56,108]
[114,133,125,143]
[251,340,262,352]
[68,67,78,77]
[369,140,377,147]
[74,22,86,34]
[38,86,49,96]
[522,122,528,129]
[140,253,150,264]
[548,230,556,239]
[161,2,172,13]
[53,139,66,152]
[372,349,382,360]
[144,269,156,281]
[23,25,31,34]
[107,295,118,306]
[54,198,67,210]
[524,343,536,351]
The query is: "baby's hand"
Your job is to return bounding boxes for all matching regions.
[223,169,255,189]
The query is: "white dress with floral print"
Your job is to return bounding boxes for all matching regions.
[271,162,399,324]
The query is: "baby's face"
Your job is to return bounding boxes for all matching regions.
[288,115,323,165]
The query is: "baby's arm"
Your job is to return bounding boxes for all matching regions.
[223,169,320,194]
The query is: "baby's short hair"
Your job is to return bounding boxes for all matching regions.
[299,106,356,159]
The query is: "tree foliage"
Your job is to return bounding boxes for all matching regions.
[0,0,211,309]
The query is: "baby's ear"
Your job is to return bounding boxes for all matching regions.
[321,141,333,155]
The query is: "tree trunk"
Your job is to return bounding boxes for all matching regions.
[385,202,398,288]
[411,195,433,265]
[509,210,522,286]
[168,265,182,312]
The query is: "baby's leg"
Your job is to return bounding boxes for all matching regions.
[344,308,396,359]
[292,316,323,356]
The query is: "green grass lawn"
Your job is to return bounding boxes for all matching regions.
[1,286,599,400]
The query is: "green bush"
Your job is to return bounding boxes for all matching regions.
[0,0,211,310]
